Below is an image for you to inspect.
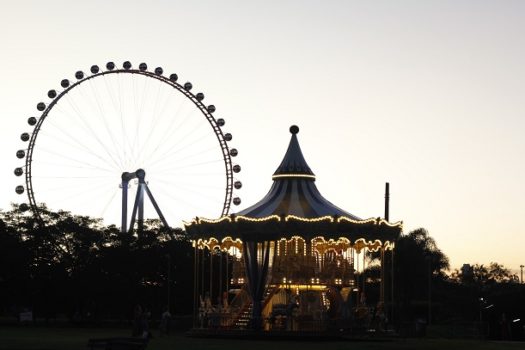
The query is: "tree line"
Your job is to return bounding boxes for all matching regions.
[0,204,523,338]
[0,204,193,324]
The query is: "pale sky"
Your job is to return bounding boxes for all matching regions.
[1,0,524,272]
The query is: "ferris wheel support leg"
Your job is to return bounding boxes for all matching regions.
[138,183,144,235]
[121,180,129,234]
[144,184,169,229]
[128,183,145,234]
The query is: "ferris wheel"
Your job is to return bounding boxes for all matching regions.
[14,61,242,230]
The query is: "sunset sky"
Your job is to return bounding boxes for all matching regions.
[1,0,524,272]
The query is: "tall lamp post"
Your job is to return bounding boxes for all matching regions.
[520,265,524,284]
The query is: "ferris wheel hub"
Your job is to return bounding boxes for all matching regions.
[121,169,146,182]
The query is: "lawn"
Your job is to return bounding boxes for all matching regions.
[0,327,523,350]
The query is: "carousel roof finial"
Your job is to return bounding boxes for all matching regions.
[272,125,315,180]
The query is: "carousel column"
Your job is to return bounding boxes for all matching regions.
[362,247,366,305]
[209,250,213,307]
[223,252,230,306]
[219,250,223,307]
[201,248,206,327]
[390,248,395,324]
[380,247,385,303]
[355,247,360,300]
[193,244,198,328]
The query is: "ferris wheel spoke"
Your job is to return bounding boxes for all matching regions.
[33,159,116,174]
[152,177,224,191]
[33,146,118,173]
[131,75,153,164]
[36,180,116,194]
[128,74,144,162]
[58,92,125,169]
[36,179,117,202]
[34,175,115,179]
[156,190,216,214]
[135,93,190,167]
[144,103,194,163]
[86,79,128,168]
[99,188,120,219]
[154,158,225,174]
[116,72,139,165]
[37,126,120,172]
[101,73,131,167]
[145,116,209,167]
[159,182,223,205]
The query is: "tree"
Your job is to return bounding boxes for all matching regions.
[451,263,519,285]
[0,204,195,322]
[392,228,449,323]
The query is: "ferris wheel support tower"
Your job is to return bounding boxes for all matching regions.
[121,169,169,234]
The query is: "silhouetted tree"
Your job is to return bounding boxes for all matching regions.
[0,204,194,324]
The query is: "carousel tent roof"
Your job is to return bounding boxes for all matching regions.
[238,125,360,220]
[184,125,402,242]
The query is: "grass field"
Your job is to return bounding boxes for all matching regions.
[0,327,524,350]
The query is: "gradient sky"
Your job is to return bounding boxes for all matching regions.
[1,0,524,272]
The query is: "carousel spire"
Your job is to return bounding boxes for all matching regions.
[272,125,315,180]
[238,125,359,219]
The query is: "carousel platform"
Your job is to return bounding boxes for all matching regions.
[186,328,399,341]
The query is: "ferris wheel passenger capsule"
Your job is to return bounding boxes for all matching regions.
[21,133,30,142]
[14,168,23,176]
[230,148,238,157]
[90,65,100,74]
[196,92,204,101]
[123,61,132,70]
[106,62,115,70]
[207,105,216,113]
[139,63,147,71]
[75,71,84,79]
[155,67,163,75]
[16,150,25,159]
[15,185,24,194]
[233,165,241,173]
[61,79,70,88]
[224,133,232,141]
[37,102,46,111]
[233,197,241,206]
[28,117,37,126]
[48,90,57,98]
[184,82,192,91]
[19,203,29,212]
[169,73,178,82]
[234,181,242,189]
[216,118,225,127]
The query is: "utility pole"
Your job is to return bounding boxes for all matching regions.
[520,265,524,284]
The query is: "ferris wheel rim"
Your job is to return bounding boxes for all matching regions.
[19,63,237,228]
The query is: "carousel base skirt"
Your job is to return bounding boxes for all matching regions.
[186,328,398,341]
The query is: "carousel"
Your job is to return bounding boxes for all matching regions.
[184,125,402,334]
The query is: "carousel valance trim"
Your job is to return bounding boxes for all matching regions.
[192,235,396,252]
[184,214,402,228]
